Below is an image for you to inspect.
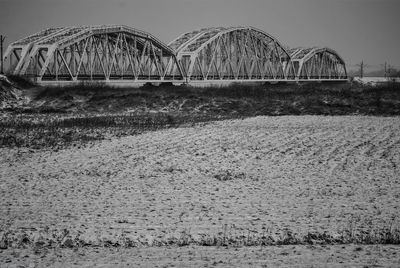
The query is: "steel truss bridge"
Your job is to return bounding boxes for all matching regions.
[3,25,348,86]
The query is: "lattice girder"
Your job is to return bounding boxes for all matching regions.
[290,47,347,80]
[4,25,184,81]
[172,27,295,81]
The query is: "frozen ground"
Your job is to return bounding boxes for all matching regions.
[1,115,399,266]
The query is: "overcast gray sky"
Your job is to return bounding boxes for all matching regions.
[1,0,399,71]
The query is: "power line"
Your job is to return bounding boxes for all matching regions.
[348,63,400,69]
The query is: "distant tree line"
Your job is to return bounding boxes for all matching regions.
[347,66,400,78]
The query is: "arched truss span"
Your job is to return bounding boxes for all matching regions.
[3,25,349,84]
[289,47,347,80]
[4,25,184,81]
[169,26,296,81]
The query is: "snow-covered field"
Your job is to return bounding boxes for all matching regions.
[1,115,399,266]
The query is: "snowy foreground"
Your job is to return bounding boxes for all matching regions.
[1,116,399,267]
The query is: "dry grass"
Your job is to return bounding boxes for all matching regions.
[2,82,400,150]
[4,82,400,116]
[2,83,400,150]
[1,219,399,250]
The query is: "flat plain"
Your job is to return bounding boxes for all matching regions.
[1,115,400,267]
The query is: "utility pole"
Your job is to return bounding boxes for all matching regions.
[356,61,369,78]
[0,35,5,75]
[384,62,387,78]
[357,61,364,78]
[361,61,364,78]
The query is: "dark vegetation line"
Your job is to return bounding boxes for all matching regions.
[0,113,242,149]
[30,81,400,103]
[1,222,399,250]
[6,75,37,89]
[14,81,400,116]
